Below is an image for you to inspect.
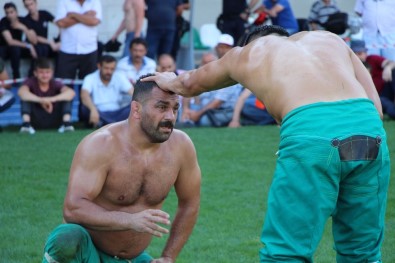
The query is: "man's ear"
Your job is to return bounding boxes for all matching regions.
[131,101,141,119]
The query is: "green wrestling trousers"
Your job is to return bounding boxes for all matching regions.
[259,99,390,263]
[42,224,153,263]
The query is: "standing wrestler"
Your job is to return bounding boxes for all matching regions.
[145,25,390,262]
[42,75,201,263]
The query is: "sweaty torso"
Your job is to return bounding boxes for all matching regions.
[124,0,137,32]
[232,31,370,123]
[87,124,181,259]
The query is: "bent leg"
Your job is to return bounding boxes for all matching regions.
[333,138,390,263]
[260,137,340,262]
[42,224,100,263]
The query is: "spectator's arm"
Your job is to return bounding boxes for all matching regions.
[56,17,78,28]
[193,99,223,120]
[133,0,145,38]
[18,84,43,103]
[49,85,75,102]
[80,89,96,110]
[228,89,251,128]
[111,20,126,41]
[381,60,395,82]
[2,30,37,58]
[265,3,284,18]
[0,67,11,89]
[68,11,100,26]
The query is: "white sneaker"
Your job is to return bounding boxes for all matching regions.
[58,125,75,133]
[20,126,35,134]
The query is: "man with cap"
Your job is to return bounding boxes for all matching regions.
[351,39,395,119]
[180,35,242,127]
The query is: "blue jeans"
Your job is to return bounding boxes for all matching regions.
[145,28,176,60]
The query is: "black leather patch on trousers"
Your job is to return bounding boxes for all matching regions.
[331,135,381,161]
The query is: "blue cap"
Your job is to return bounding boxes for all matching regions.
[350,40,367,53]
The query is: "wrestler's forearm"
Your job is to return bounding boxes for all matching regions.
[161,205,199,260]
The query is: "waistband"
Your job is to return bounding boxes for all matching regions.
[280,98,385,139]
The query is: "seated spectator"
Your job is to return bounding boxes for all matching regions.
[257,0,299,35]
[228,88,275,127]
[0,2,37,79]
[116,37,156,84]
[180,52,241,127]
[308,0,340,31]
[157,53,185,75]
[18,57,75,134]
[351,40,395,119]
[80,55,133,128]
[23,0,60,59]
[0,57,15,132]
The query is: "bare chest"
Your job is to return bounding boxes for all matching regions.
[99,151,179,207]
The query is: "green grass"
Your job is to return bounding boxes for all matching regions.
[0,123,394,262]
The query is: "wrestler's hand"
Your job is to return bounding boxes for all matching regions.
[151,257,173,263]
[129,209,170,237]
[142,72,177,92]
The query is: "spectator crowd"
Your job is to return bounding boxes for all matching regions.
[1,0,395,133]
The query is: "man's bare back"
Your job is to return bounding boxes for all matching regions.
[146,30,381,123]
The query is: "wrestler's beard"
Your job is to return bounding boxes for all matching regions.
[140,116,174,143]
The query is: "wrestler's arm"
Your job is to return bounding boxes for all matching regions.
[63,132,170,236]
[146,49,240,97]
[158,131,201,262]
[350,50,383,119]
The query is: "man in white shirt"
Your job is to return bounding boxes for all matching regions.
[116,37,156,84]
[355,0,395,61]
[80,55,133,127]
[54,0,102,80]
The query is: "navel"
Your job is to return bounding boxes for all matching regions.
[118,195,125,201]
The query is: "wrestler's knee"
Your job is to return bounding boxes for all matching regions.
[43,223,90,262]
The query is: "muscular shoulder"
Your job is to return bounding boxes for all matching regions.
[75,124,123,163]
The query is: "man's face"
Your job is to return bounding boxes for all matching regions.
[355,51,368,62]
[5,7,18,21]
[130,43,147,62]
[215,43,232,59]
[158,57,176,72]
[140,87,180,143]
[98,61,116,82]
[23,0,37,14]
[34,68,53,84]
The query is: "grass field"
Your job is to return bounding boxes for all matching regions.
[0,123,394,262]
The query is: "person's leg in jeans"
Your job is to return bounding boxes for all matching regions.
[145,28,162,59]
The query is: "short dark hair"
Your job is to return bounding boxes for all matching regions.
[132,74,158,103]
[4,2,17,10]
[243,25,289,46]
[99,55,116,65]
[129,37,148,50]
[34,57,53,70]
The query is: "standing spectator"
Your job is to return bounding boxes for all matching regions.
[0,2,37,79]
[18,57,75,134]
[351,39,395,119]
[217,0,260,45]
[110,0,145,58]
[171,0,190,60]
[259,0,299,35]
[355,0,395,61]
[0,57,15,132]
[80,55,133,128]
[54,0,102,80]
[308,0,340,31]
[116,37,156,84]
[23,0,60,59]
[145,0,183,60]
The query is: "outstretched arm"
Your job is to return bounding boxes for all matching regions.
[144,48,240,97]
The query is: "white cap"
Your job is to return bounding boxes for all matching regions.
[217,34,234,46]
